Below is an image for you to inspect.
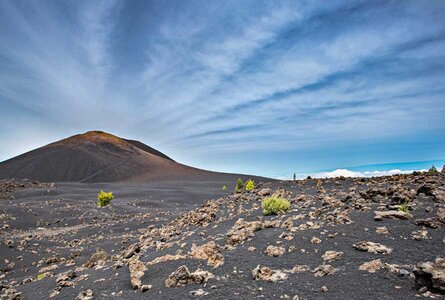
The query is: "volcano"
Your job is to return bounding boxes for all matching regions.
[0,131,243,183]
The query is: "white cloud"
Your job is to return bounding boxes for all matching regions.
[1,0,444,173]
[299,168,428,179]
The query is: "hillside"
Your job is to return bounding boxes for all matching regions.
[0,131,251,183]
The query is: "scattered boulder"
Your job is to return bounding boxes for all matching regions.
[414,257,445,293]
[374,210,412,221]
[190,289,209,296]
[252,265,288,282]
[265,245,285,257]
[359,259,384,273]
[375,226,389,235]
[2,288,24,300]
[311,236,322,244]
[76,289,94,300]
[147,254,187,266]
[56,271,76,287]
[411,230,429,241]
[128,258,146,290]
[322,251,343,261]
[415,218,442,229]
[165,265,214,288]
[141,285,152,292]
[312,265,337,277]
[258,188,272,196]
[437,208,445,223]
[190,241,224,268]
[291,265,310,273]
[123,243,140,259]
[353,241,392,254]
[84,250,109,268]
[226,218,262,246]
[417,184,435,196]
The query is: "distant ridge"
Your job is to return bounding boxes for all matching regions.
[0,131,257,183]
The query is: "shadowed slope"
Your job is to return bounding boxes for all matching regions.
[0,131,252,183]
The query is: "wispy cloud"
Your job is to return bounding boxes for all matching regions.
[0,0,444,176]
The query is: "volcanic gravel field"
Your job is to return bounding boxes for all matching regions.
[1,172,444,299]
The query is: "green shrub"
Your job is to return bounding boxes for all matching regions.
[97,190,114,207]
[428,165,438,174]
[235,178,244,193]
[245,179,255,191]
[222,185,227,191]
[399,202,409,213]
[37,274,46,280]
[261,197,291,215]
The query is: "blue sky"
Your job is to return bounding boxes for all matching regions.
[0,0,444,178]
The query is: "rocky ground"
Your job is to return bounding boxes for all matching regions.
[0,172,444,299]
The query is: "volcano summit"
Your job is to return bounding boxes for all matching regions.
[0,131,240,183]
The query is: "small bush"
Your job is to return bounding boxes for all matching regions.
[97,190,114,207]
[262,197,291,215]
[222,185,227,191]
[245,179,255,191]
[235,178,244,193]
[428,165,438,174]
[37,274,45,280]
[399,202,409,213]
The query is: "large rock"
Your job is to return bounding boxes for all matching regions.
[84,250,109,268]
[415,218,442,228]
[128,258,146,290]
[165,265,214,288]
[257,188,272,196]
[265,245,286,257]
[252,265,288,282]
[322,251,343,261]
[414,257,445,293]
[76,289,93,300]
[226,218,263,246]
[123,243,140,259]
[190,241,224,268]
[353,241,392,254]
[359,259,384,273]
[312,264,338,277]
[374,210,412,221]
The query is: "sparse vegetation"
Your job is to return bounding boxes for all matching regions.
[428,165,438,174]
[235,178,244,193]
[399,202,409,213]
[262,197,291,215]
[37,274,45,280]
[222,185,227,191]
[245,179,255,191]
[97,190,114,207]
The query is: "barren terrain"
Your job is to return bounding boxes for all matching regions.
[1,172,444,299]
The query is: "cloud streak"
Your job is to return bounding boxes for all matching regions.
[0,0,444,176]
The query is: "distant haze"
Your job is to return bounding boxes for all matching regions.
[0,0,444,177]
[290,159,445,180]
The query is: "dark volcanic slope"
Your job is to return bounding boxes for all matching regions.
[0,172,444,299]
[0,131,253,183]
